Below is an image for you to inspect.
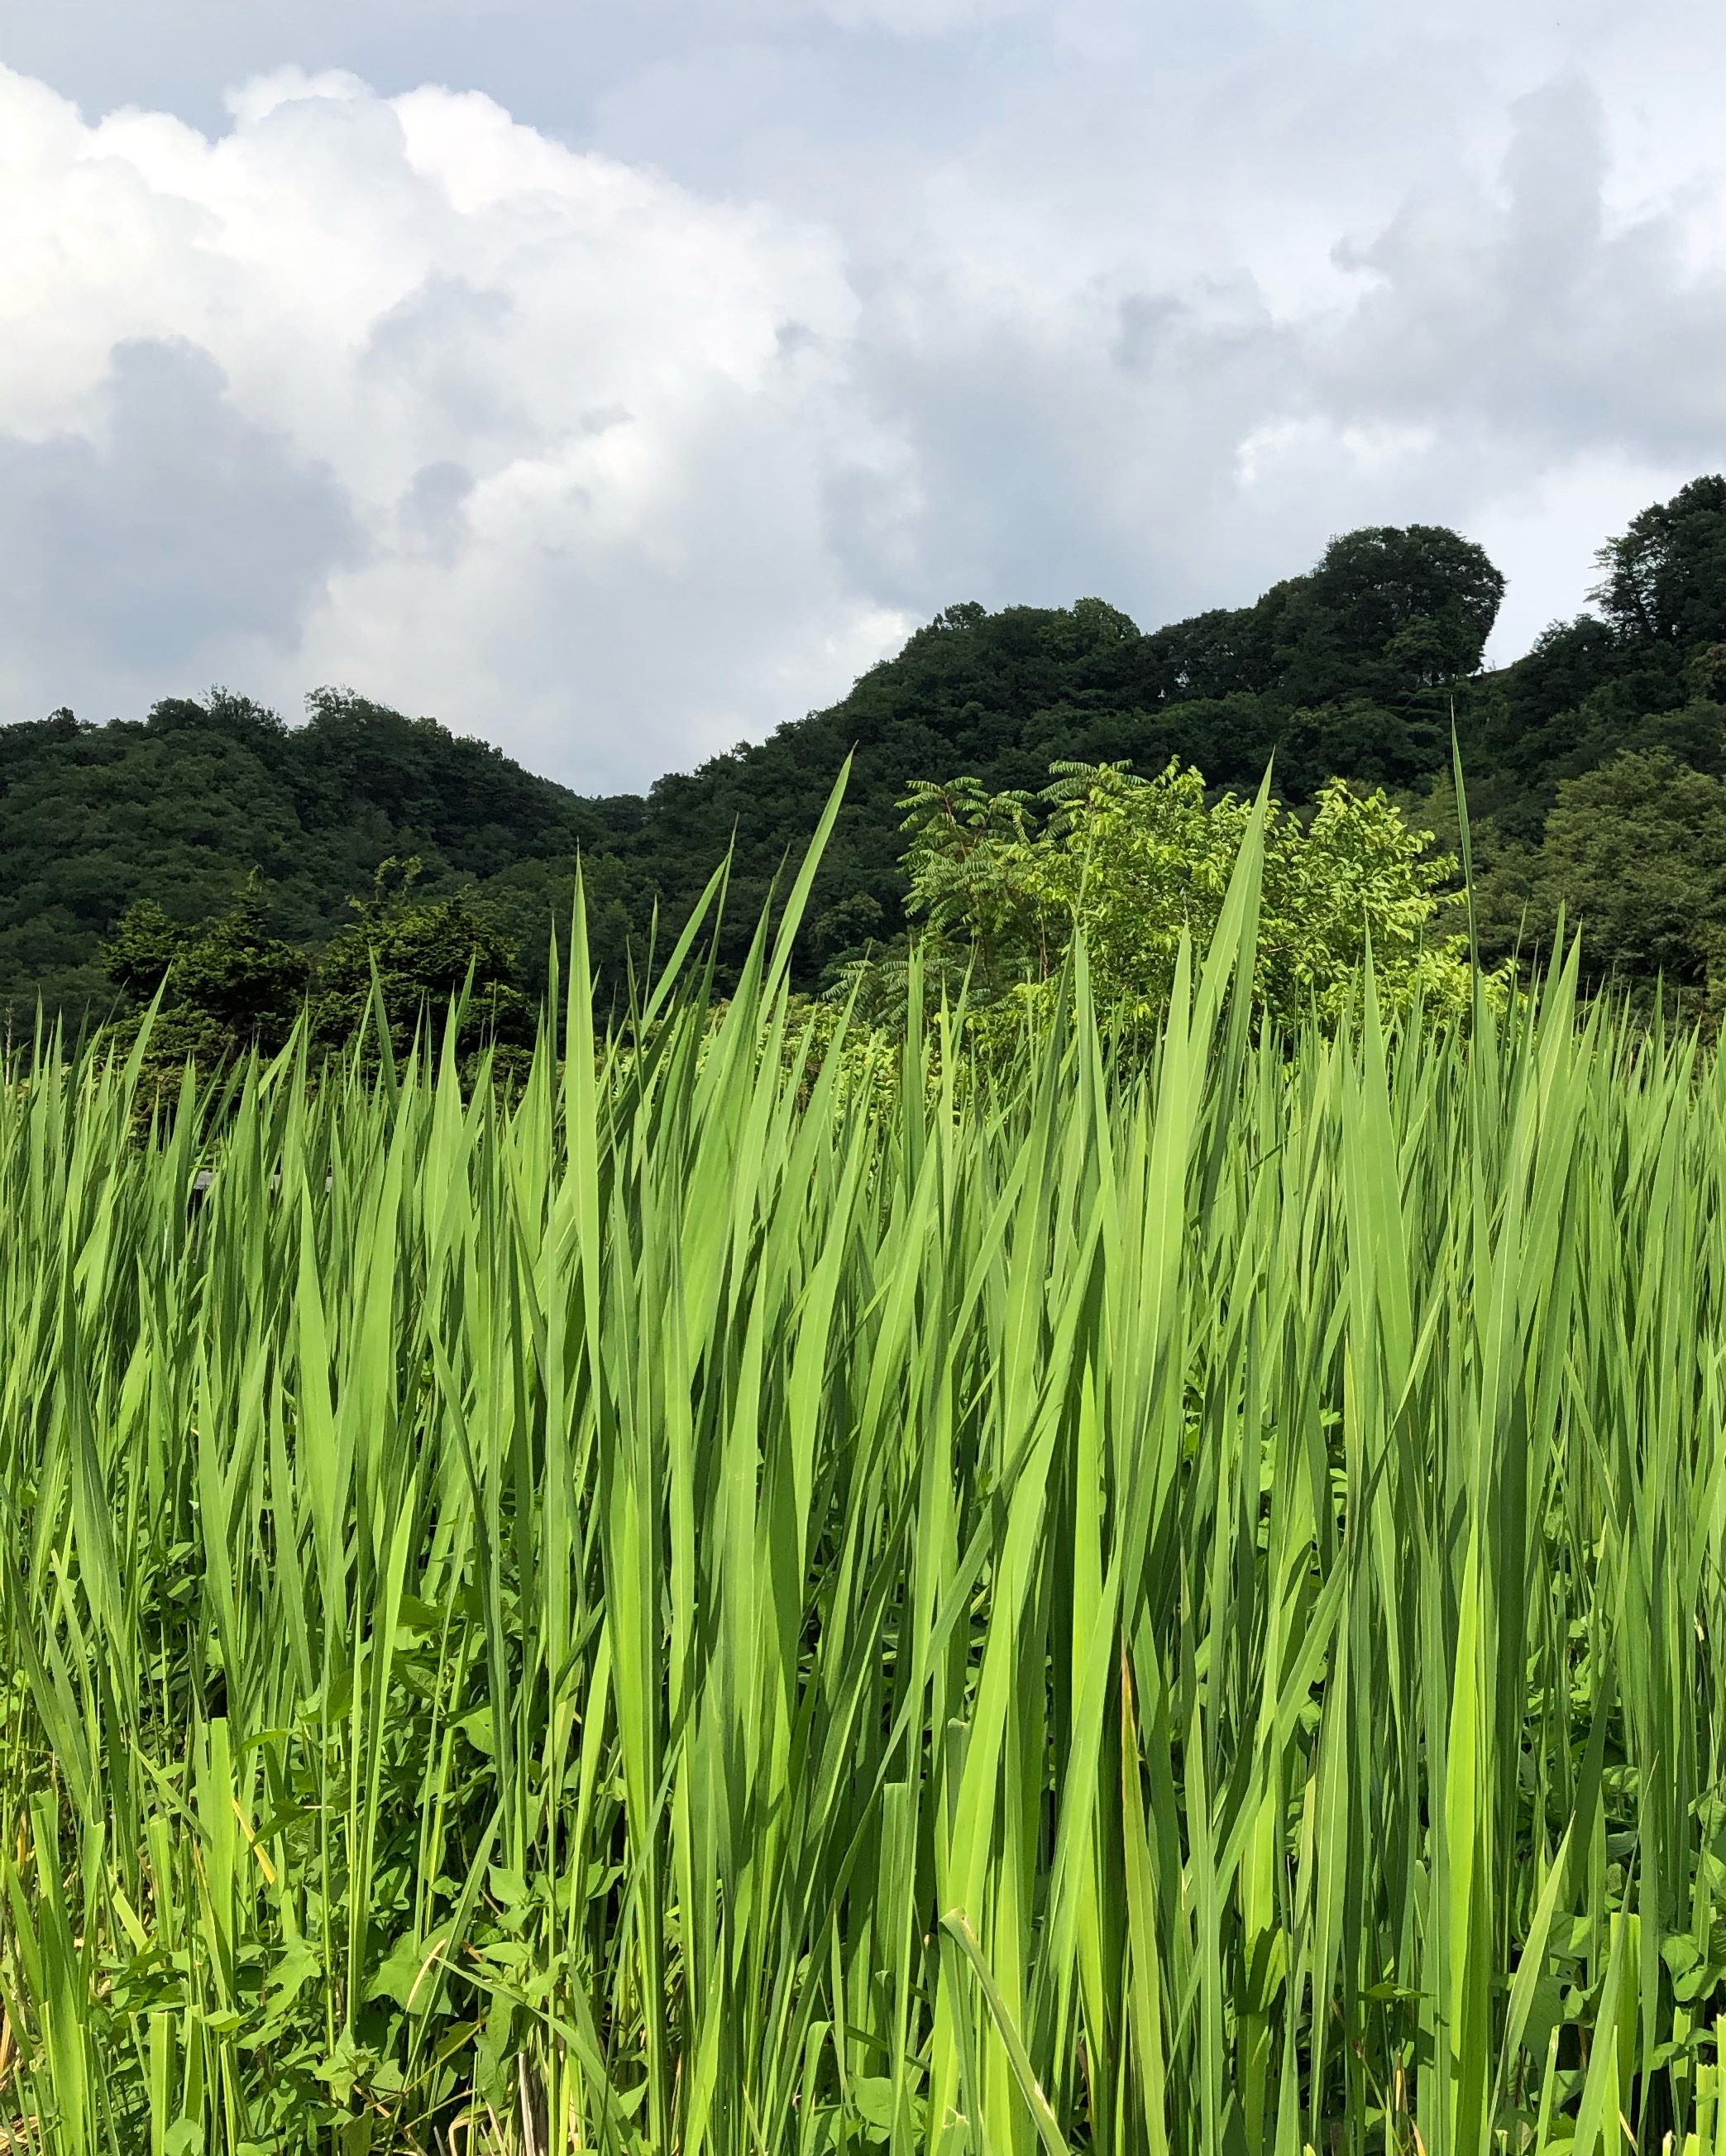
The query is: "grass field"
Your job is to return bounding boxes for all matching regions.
[2,814,1726,2155]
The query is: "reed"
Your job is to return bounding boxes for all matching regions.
[0,806,1722,2155]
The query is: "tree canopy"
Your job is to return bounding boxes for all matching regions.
[99,856,532,1084]
[1590,475,1726,646]
[310,857,533,1067]
[870,759,1469,1035]
[5,480,1726,1021]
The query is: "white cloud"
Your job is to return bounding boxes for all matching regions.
[6,7,1726,790]
[223,65,369,126]
[0,62,907,787]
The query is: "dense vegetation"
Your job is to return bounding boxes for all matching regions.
[868,759,1473,1035]
[0,688,631,1016]
[101,858,533,1083]
[10,476,1726,1026]
[6,426,1726,2156]
[4,832,1726,2154]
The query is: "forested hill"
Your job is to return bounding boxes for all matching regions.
[0,690,641,1012]
[7,474,1726,1015]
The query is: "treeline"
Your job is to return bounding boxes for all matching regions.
[7,475,1726,1028]
[0,687,631,1016]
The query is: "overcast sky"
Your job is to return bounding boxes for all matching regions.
[2,0,1723,790]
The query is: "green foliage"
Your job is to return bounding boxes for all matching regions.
[1534,750,1726,987]
[0,520,1509,1016]
[309,856,533,1064]
[1591,473,1726,645]
[97,858,532,1083]
[0,688,619,1016]
[5,846,1726,2154]
[99,875,308,1072]
[1461,746,1726,1016]
[1138,523,1502,709]
[887,757,1470,1031]
[1266,521,1505,703]
[1469,480,1726,825]
[13,480,1726,1019]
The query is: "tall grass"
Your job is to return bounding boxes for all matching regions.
[1,813,1725,2156]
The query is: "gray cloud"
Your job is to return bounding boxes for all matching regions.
[1316,79,1726,466]
[397,458,476,562]
[364,277,528,448]
[0,338,363,670]
[3,5,1726,778]
[808,62,1726,660]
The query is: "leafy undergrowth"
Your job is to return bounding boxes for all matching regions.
[1,808,1725,2155]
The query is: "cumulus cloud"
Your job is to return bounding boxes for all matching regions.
[0,61,907,785]
[1312,79,1726,463]
[0,338,361,668]
[3,5,1726,782]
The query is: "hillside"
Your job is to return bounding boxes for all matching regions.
[0,689,637,1013]
[6,476,1726,1016]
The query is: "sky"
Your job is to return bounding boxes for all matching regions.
[2,0,1724,791]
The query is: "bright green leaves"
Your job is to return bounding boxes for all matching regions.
[884,755,1471,1038]
[0,820,1724,2156]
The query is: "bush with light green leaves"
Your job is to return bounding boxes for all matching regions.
[886,757,1470,1038]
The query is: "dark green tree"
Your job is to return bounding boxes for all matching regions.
[25,482,1726,1025]
[1273,523,1505,707]
[97,858,533,1081]
[100,875,308,1074]
[312,857,532,1064]
[1523,749,1726,987]
[1591,476,1726,646]
[0,688,619,1018]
